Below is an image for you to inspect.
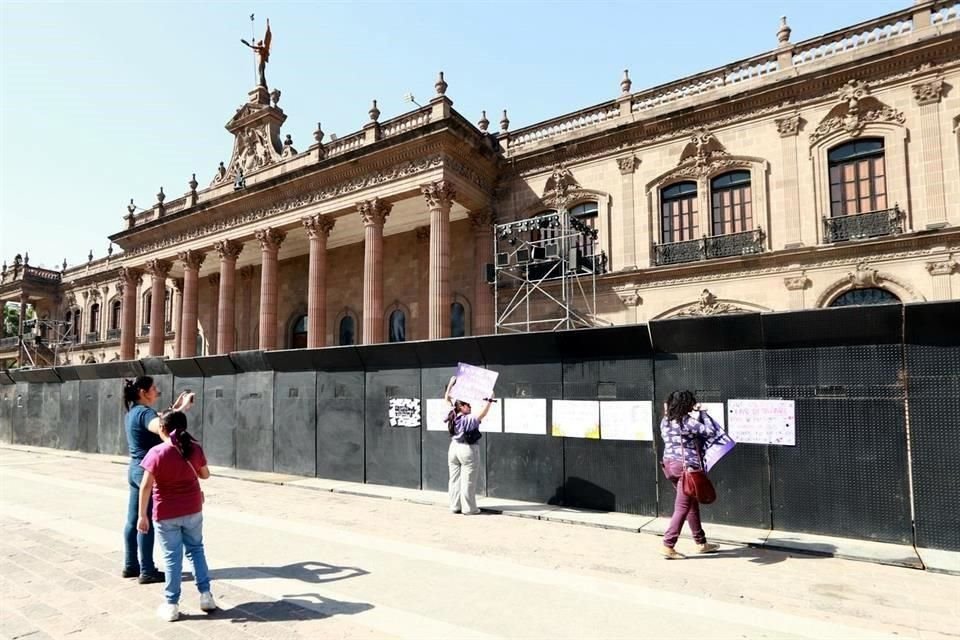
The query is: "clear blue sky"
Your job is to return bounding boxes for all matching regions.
[0,0,904,270]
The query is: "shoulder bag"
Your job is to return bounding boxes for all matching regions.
[679,434,717,505]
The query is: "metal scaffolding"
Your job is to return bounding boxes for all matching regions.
[493,207,607,334]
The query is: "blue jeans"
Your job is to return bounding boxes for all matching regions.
[124,461,158,575]
[155,511,211,605]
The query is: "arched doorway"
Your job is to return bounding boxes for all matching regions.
[829,287,900,307]
[290,314,308,349]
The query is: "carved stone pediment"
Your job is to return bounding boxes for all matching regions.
[650,129,750,188]
[809,80,904,145]
[678,130,729,168]
[541,164,584,207]
[673,289,751,317]
[211,92,288,187]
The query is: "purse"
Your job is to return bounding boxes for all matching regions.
[679,436,717,504]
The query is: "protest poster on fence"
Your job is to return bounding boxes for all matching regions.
[599,401,653,441]
[727,399,796,445]
[388,398,421,428]
[451,362,499,406]
[551,400,600,439]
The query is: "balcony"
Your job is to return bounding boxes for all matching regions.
[653,228,765,266]
[106,328,121,340]
[0,336,18,350]
[823,206,904,243]
[84,331,100,344]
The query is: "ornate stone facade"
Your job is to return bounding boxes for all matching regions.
[2,2,958,366]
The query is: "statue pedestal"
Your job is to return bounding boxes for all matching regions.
[248,86,270,106]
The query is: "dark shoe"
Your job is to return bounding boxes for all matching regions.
[122,567,139,579]
[138,570,165,584]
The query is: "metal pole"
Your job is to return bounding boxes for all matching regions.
[250,14,257,86]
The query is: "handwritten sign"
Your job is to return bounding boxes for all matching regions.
[727,399,795,446]
[425,398,449,432]
[551,400,600,439]
[388,398,421,428]
[600,401,653,441]
[690,402,735,471]
[504,398,546,435]
[451,363,499,405]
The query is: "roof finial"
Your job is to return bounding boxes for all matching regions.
[127,198,136,216]
[620,69,632,95]
[188,173,198,193]
[777,16,792,46]
[435,71,448,96]
[369,99,380,122]
[478,110,489,132]
[500,109,510,132]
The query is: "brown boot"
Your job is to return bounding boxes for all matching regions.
[696,542,720,554]
[660,546,685,560]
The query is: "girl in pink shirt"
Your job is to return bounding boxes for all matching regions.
[137,410,216,621]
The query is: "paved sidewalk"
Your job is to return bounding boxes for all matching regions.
[0,447,957,639]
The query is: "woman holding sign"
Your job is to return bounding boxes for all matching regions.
[659,390,722,559]
[444,376,494,515]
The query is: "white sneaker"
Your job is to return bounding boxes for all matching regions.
[199,591,217,612]
[157,603,179,622]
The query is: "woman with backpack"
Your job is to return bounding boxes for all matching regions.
[137,410,216,621]
[659,390,722,559]
[444,376,494,516]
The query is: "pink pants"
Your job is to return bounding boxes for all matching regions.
[662,459,707,548]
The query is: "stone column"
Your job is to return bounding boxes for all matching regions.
[775,115,803,247]
[415,226,430,339]
[468,210,495,335]
[422,181,456,340]
[145,259,171,356]
[255,228,286,350]
[302,216,336,348]
[206,274,220,355]
[912,79,947,229]
[172,279,183,359]
[783,273,811,310]
[118,267,142,361]
[358,198,392,344]
[238,266,255,350]
[213,240,243,355]
[177,250,205,357]
[926,259,958,300]
[616,156,640,269]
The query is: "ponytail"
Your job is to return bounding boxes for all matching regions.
[444,400,468,436]
[123,376,154,411]
[161,411,196,460]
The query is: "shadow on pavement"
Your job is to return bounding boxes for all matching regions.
[686,542,837,565]
[210,560,368,584]
[178,592,373,622]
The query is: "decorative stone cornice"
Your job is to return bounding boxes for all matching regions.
[421,180,457,210]
[468,209,494,232]
[616,156,640,175]
[302,215,335,239]
[612,283,642,307]
[144,258,172,278]
[783,274,810,291]
[809,79,905,145]
[925,259,958,276]
[775,114,802,137]
[213,239,244,260]
[178,249,206,271]
[912,79,944,106]
[357,198,392,227]
[255,227,287,251]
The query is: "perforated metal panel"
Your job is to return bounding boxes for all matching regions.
[236,371,275,472]
[203,375,237,467]
[316,371,364,482]
[273,371,317,477]
[364,368,421,489]
[654,350,771,529]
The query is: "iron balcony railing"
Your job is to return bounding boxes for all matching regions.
[653,228,765,266]
[106,328,121,340]
[823,205,904,243]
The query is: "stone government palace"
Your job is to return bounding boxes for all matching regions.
[2,1,959,367]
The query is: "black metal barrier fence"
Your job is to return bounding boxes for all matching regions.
[0,301,956,552]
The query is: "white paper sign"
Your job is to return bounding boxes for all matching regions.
[693,403,726,430]
[504,398,546,435]
[388,398,421,428]
[551,400,600,439]
[479,399,503,433]
[600,401,653,441]
[727,399,796,446]
[451,363,499,406]
[425,398,450,432]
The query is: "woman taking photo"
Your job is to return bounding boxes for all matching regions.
[122,377,193,583]
[137,410,216,621]
[659,390,722,559]
[444,376,494,516]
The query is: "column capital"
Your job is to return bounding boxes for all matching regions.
[421,180,456,210]
[213,239,244,260]
[144,258,172,278]
[208,273,221,288]
[783,274,811,291]
[358,197,392,227]
[255,227,287,251]
[912,79,943,106]
[612,283,642,307]
[616,156,640,174]
[302,214,336,238]
[468,209,495,232]
[118,266,142,288]
[178,249,206,271]
[925,259,958,276]
[775,114,802,137]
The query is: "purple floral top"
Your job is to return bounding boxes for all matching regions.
[660,411,722,470]
[451,414,481,443]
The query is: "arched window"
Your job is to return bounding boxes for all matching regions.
[829,288,900,307]
[88,303,100,335]
[110,300,122,330]
[164,289,172,324]
[570,201,600,268]
[828,139,886,217]
[451,302,466,338]
[142,291,152,326]
[388,309,406,343]
[710,171,752,236]
[338,315,355,346]
[661,182,698,243]
[290,314,308,349]
[196,334,205,356]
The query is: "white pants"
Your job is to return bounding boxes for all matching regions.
[448,441,480,514]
